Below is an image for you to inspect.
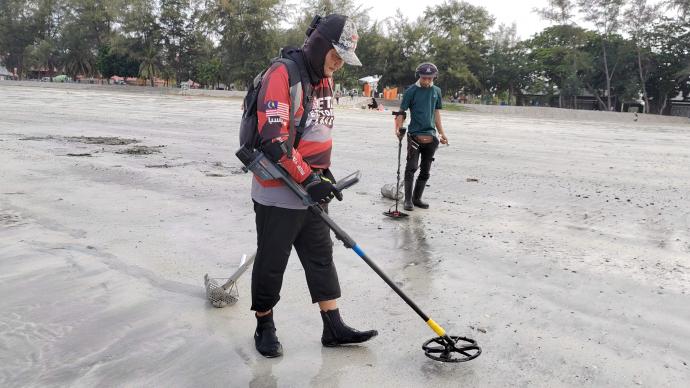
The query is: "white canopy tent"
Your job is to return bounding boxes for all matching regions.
[358,75,381,95]
[0,65,13,80]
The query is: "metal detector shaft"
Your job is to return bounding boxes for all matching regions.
[310,206,445,336]
[394,127,407,212]
[236,146,448,338]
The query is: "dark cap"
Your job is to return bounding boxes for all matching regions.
[310,14,362,66]
[416,63,439,78]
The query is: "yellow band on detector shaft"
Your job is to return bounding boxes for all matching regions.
[426,319,446,336]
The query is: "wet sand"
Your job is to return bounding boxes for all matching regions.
[1,84,689,387]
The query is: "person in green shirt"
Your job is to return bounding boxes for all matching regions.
[393,62,449,211]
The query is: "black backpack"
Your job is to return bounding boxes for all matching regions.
[239,49,312,158]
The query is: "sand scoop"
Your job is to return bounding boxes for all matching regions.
[204,253,255,308]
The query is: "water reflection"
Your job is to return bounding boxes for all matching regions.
[399,216,434,294]
[402,216,433,265]
[310,345,376,387]
[249,357,280,388]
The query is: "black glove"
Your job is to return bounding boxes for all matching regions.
[322,168,337,186]
[303,173,342,203]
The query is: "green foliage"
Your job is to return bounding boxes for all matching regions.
[61,21,97,78]
[196,57,222,88]
[526,25,593,106]
[484,23,531,101]
[96,45,139,79]
[202,0,283,88]
[0,0,40,78]
[159,0,188,85]
[138,44,160,86]
[376,11,428,88]
[424,0,494,94]
[26,38,59,78]
[667,0,690,22]
[535,0,577,24]
[644,18,690,113]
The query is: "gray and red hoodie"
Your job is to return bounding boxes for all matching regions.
[251,31,336,209]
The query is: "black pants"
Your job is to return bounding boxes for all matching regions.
[251,201,341,312]
[405,135,439,182]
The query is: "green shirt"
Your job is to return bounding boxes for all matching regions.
[400,84,443,136]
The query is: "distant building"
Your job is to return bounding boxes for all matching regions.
[0,65,13,80]
[670,91,690,118]
[518,88,690,117]
[517,91,604,110]
[27,66,56,80]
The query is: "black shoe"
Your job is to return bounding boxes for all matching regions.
[413,179,429,209]
[403,179,414,211]
[254,311,283,358]
[320,308,378,347]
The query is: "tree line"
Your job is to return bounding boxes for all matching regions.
[1,0,689,114]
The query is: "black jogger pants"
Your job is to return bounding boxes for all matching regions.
[251,201,341,312]
[405,135,440,182]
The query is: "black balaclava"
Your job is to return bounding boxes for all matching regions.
[302,29,333,83]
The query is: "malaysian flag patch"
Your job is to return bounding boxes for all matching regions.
[265,100,289,119]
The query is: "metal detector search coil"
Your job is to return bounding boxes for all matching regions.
[422,336,481,362]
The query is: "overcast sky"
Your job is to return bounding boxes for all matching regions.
[365,0,552,39]
[363,0,670,39]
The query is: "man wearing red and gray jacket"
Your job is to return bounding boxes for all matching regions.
[250,14,377,358]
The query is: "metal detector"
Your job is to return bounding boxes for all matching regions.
[234,145,481,363]
[384,112,408,219]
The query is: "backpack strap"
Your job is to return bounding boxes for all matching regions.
[293,64,313,131]
[239,68,269,151]
[273,54,313,159]
[272,58,306,159]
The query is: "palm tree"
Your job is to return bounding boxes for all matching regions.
[139,45,160,87]
[160,66,175,87]
[30,39,59,81]
[63,46,95,80]
[60,23,97,81]
[667,0,690,21]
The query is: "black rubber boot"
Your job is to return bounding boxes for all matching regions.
[413,179,429,209]
[320,308,378,347]
[403,179,414,211]
[255,311,283,358]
